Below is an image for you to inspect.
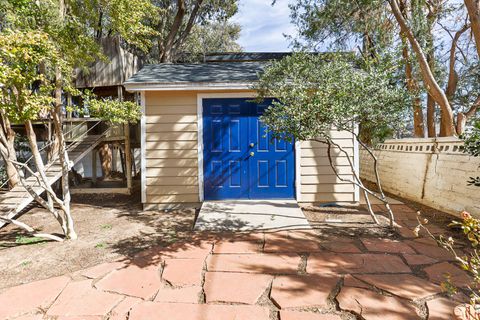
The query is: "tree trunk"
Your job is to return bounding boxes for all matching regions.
[389,0,456,136]
[426,96,436,137]
[52,66,77,240]
[401,36,425,137]
[0,111,19,188]
[465,0,480,58]
[160,0,186,62]
[425,15,436,138]
[98,143,112,179]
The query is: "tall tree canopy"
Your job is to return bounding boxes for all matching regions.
[286,0,480,138]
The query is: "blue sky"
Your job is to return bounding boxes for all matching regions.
[232,0,296,52]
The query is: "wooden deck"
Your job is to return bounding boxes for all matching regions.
[0,134,105,228]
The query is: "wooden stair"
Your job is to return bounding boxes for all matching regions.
[0,134,105,228]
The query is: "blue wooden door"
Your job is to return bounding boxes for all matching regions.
[203,98,294,200]
[248,100,295,199]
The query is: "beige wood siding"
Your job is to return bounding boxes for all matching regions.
[299,130,357,203]
[144,91,200,207]
[143,90,357,208]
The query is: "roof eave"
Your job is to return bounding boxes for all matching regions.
[123,81,255,92]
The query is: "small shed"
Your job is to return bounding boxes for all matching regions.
[124,55,359,210]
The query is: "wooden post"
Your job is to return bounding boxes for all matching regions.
[125,123,132,192]
[92,148,97,185]
[118,85,132,193]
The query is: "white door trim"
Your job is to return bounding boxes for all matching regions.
[140,91,146,204]
[295,141,302,201]
[196,92,300,202]
[353,124,360,202]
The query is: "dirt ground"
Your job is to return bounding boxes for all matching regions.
[0,190,197,290]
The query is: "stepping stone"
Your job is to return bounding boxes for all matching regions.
[280,311,342,320]
[12,315,44,320]
[95,264,161,299]
[343,275,371,289]
[402,254,438,266]
[406,241,455,261]
[321,241,361,253]
[154,285,201,303]
[337,286,419,319]
[129,302,270,320]
[271,274,339,309]
[427,297,459,320]
[47,280,123,317]
[264,231,322,253]
[161,241,213,259]
[0,275,70,319]
[213,240,263,254]
[162,258,204,286]
[207,253,301,274]
[81,261,125,279]
[55,316,102,320]
[424,262,471,288]
[355,274,441,300]
[361,238,415,254]
[109,297,142,320]
[307,253,411,274]
[204,272,272,304]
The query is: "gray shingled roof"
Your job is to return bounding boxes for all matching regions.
[124,61,267,84]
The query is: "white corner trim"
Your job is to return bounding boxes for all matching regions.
[196,95,204,202]
[353,124,360,202]
[124,82,253,92]
[295,141,302,201]
[140,91,146,204]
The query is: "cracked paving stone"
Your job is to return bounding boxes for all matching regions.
[95,264,161,299]
[203,272,272,304]
[337,286,419,320]
[0,275,70,319]
[355,274,441,300]
[270,274,340,309]
[47,280,123,317]
[128,302,270,320]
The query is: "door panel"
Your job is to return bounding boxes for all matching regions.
[248,99,295,199]
[203,99,249,200]
[203,98,294,200]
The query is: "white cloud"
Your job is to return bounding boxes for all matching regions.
[232,0,297,52]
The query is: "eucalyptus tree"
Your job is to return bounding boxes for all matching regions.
[287,0,479,137]
[388,0,479,136]
[150,0,239,62]
[254,53,410,227]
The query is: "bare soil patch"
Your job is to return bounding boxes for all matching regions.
[0,190,197,290]
[302,204,396,239]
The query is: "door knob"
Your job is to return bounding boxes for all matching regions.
[250,151,255,157]
[249,143,255,148]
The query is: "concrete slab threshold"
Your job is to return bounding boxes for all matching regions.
[194,200,311,232]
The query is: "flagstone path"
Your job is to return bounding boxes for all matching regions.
[0,204,472,320]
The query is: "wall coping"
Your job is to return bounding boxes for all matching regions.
[383,137,462,144]
[373,137,465,155]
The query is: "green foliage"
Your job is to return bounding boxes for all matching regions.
[15,235,44,244]
[0,30,60,122]
[179,21,242,62]
[289,0,394,54]
[462,117,480,187]
[253,53,410,143]
[84,93,141,124]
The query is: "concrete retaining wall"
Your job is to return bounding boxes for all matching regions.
[360,137,480,217]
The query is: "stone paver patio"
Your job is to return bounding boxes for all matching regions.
[0,204,471,320]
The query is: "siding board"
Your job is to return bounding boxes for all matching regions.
[144,91,356,206]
